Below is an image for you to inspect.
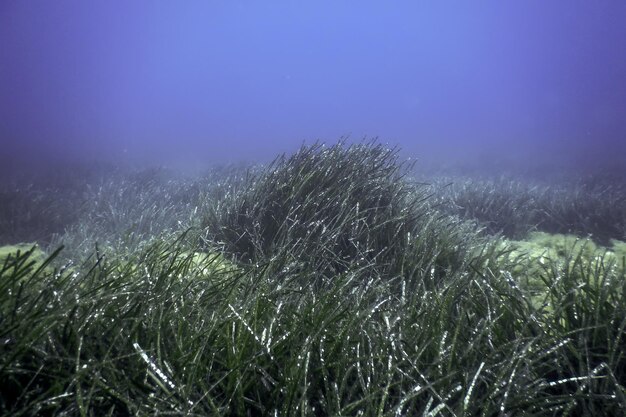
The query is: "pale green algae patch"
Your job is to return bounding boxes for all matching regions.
[190,251,239,277]
[611,238,626,260]
[106,248,240,282]
[498,232,626,308]
[506,232,626,276]
[0,243,48,271]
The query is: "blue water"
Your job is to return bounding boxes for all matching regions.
[1,1,625,179]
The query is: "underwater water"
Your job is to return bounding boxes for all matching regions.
[2,1,626,178]
[1,2,626,415]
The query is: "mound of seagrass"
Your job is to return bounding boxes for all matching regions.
[203,141,440,277]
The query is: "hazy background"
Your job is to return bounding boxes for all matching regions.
[2,1,625,178]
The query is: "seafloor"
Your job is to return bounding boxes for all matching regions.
[1,143,625,415]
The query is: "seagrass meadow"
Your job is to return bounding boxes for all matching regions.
[1,142,625,416]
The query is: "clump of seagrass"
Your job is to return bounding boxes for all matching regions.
[203,141,431,277]
[435,176,626,245]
